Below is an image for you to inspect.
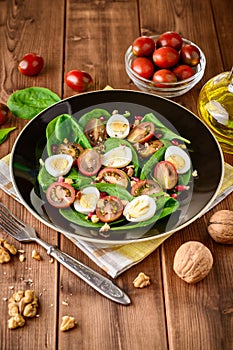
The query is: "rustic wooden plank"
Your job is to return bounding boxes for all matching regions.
[0,1,65,349]
[59,1,168,349]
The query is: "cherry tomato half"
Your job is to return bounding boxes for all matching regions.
[56,141,84,159]
[173,65,194,81]
[131,179,162,196]
[65,69,93,93]
[156,31,183,51]
[84,118,107,146]
[97,167,128,188]
[153,47,180,69]
[77,149,101,176]
[152,69,177,86]
[96,195,124,223]
[132,36,155,57]
[154,161,178,190]
[131,57,154,79]
[0,103,12,125]
[18,53,44,76]
[127,122,155,144]
[135,139,164,158]
[180,44,200,66]
[46,182,75,208]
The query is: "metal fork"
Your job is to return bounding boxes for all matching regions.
[0,202,130,305]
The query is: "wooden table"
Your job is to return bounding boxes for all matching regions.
[1,1,232,349]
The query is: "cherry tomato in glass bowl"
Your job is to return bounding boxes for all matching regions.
[96,167,129,188]
[153,47,180,69]
[18,53,44,76]
[46,182,76,208]
[96,195,124,223]
[132,36,155,57]
[84,118,107,146]
[131,179,162,196]
[0,103,12,125]
[154,161,178,190]
[127,122,155,144]
[173,65,194,81]
[156,31,183,51]
[180,44,200,66]
[152,69,177,86]
[77,149,101,176]
[131,57,154,79]
[65,69,93,93]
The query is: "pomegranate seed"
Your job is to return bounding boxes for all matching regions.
[155,133,163,139]
[134,115,142,120]
[171,139,179,146]
[100,191,107,198]
[99,116,106,121]
[131,177,140,182]
[88,212,95,219]
[175,185,190,191]
[170,193,178,199]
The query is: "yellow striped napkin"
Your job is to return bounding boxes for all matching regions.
[0,154,233,277]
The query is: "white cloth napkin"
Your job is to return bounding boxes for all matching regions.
[0,154,233,277]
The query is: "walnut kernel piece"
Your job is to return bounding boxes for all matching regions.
[208,210,233,244]
[32,249,42,260]
[0,246,11,263]
[173,241,213,284]
[60,315,76,331]
[8,314,26,329]
[133,272,151,288]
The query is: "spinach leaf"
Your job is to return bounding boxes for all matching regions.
[78,108,111,129]
[142,113,190,144]
[7,87,61,120]
[46,114,91,155]
[37,165,57,191]
[67,168,94,189]
[104,137,140,176]
[0,127,16,145]
[140,145,167,180]
[60,209,104,228]
[95,183,133,201]
[178,169,192,186]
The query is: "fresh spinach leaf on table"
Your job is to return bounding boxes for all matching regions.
[0,127,16,145]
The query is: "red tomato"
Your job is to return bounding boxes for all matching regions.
[156,31,183,51]
[65,70,93,93]
[84,118,107,146]
[46,182,75,208]
[56,141,83,159]
[153,47,180,68]
[131,179,162,196]
[0,103,12,125]
[96,196,124,223]
[77,149,101,176]
[152,69,177,86]
[131,57,154,79]
[136,139,164,158]
[97,168,128,188]
[127,122,155,144]
[154,161,178,190]
[18,53,44,76]
[180,44,200,66]
[173,65,194,80]
[132,36,155,56]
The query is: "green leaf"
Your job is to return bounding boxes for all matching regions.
[37,165,57,191]
[0,127,16,145]
[7,87,61,120]
[95,183,133,201]
[78,108,111,128]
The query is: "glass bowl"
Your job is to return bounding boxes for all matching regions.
[125,35,206,98]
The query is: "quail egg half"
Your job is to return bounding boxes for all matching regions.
[123,195,156,222]
[74,186,100,214]
[102,145,132,168]
[164,146,191,174]
[44,154,73,177]
[106,114,130,139]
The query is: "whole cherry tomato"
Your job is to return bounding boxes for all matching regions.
[180,44,200,66]
[132,36,155,56]
[131,57,154,79]
[152,69,177,86]
[18,53,44,76]
[153,47,180,68]
[156,31,183,51]
[65,69,93,92]
[173,65,194,80]
[0,103,12,125]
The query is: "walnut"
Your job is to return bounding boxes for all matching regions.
[0,239,17,263]
[32,249,42,260]
[173,241,213,284]
[8,314,25,329]
[60,315,76,331]
[0,246,11,263]
[3,241,17,255]
[133,272,151,288]
[207,210,233,244]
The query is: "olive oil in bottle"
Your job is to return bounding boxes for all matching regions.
[197,68,233,154]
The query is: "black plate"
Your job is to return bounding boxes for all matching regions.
[10,90,224,244]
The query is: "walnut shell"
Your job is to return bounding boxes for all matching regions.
[207,210,233,244]
[173,241,213,284]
